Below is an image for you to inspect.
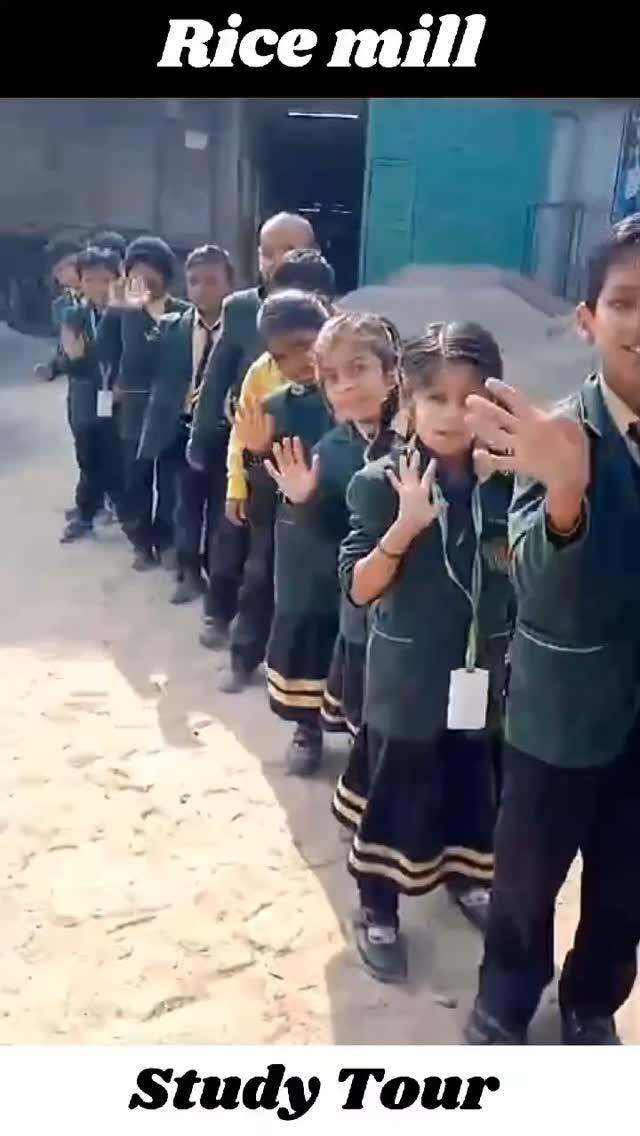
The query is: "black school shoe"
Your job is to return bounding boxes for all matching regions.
[464,1000,527,1045]
[353,909,407,984]
[159,546,178,572]
[170,571,205,605]
[199,619,229,650]
[219,664,252,694]
[285,723,323,776]
[561,1010,621,1045]
[132,548,157,572]
[446,879,491,933]
[60,517,93,544]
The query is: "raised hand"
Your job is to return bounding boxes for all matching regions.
[264,437,320,504]
[465,379,590,496]
[123,275,152,310]
[386,452,440,537]
[60,324,85,361]
[234,401,275,455]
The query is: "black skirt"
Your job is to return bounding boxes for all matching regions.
[332,726,497,896]
[321,636,366,736]
[266,612,339,725]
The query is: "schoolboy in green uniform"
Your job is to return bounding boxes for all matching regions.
[234,290,334,772]
[464,213,640,1046]
[189,213,317,649]
[137,244,234,603]
[98,236,189,571]
[35,236,82,382]
[58,246,124,542]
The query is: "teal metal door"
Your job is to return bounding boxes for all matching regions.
[360,99,552,283]
[360,157,416,284]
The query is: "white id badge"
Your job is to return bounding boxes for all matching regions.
[447,668,489,731]
[97,389,113,418]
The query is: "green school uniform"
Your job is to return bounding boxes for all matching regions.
[506,373,640,768]
[137,306,201,460]
[263,383,335,722]
[340,443,514,744]
[62,302,113,432]
[190,287,264,466]
[97,298,189,444]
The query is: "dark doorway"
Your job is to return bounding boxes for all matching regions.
[250,99,368,294]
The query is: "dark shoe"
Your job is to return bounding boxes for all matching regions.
[159,546,178,572]
[132,548,157,572]
[561,1011,621,1045]
[60,517,93,544]
[464,1000,527,1045]
[447,880,491,933]
[170,572,205,605]
[99,501,118,526]
[64,506,80,521]
[285,724,323,776]
[219,664,252,694]
[199,620,229,650]
[353,909,407,984]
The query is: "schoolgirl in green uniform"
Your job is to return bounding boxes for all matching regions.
[338,321,514,984]
[234,289,334,774]
[265,312,406,756]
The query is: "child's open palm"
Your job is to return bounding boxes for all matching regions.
[264,437,320,503]
[465,379,590,493]
[234,401,275,455]
[387,452,440,535]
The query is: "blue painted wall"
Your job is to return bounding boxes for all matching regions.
[360,99,552,284]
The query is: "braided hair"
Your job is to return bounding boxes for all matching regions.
[314,311,404,460]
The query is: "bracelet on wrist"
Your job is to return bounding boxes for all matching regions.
[377,539,404,561]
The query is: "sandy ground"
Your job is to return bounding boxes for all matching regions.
[1,324,638,1045]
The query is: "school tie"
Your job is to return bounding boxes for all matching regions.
[190,324,214,410]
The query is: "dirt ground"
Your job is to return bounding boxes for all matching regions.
[1,325,638,1045]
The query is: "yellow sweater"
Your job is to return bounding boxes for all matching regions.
[226,352,284,501]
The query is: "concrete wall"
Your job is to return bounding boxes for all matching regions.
[0,99,242,255]
[533,100,628,297]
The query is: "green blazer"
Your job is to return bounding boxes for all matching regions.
[137,306,199,460]
[62,301,112,431]
[505,373,640,768]
[266,384,335,617]
[340,444,514,743]
[189,287,263,466]
[97,297,189,445]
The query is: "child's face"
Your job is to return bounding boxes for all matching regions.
[316,337,393,424]
[54,257,80,290]
[578,253,640,410]
[128,261,167,300]
[267,329,319,384]
[413,363,486,459]
[186,263,231,316]
[80,267,117,309]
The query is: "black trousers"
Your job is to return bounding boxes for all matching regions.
[229,521,274,674]
[175,457,210,576]
[202,430,248,628]
[120,438,180,555]
[477,721,640,1033]
[73,420,124,524]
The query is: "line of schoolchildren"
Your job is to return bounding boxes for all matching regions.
[46,211,640,1046]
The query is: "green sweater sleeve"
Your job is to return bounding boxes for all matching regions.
[508,474,589,603]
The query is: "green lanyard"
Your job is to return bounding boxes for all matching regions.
[433,482,484,671]
[88,307,110,391]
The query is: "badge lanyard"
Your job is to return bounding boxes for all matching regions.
[433,483,484,672]
[88,307,110,391]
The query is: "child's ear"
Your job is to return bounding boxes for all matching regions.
[575,301,594,343]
